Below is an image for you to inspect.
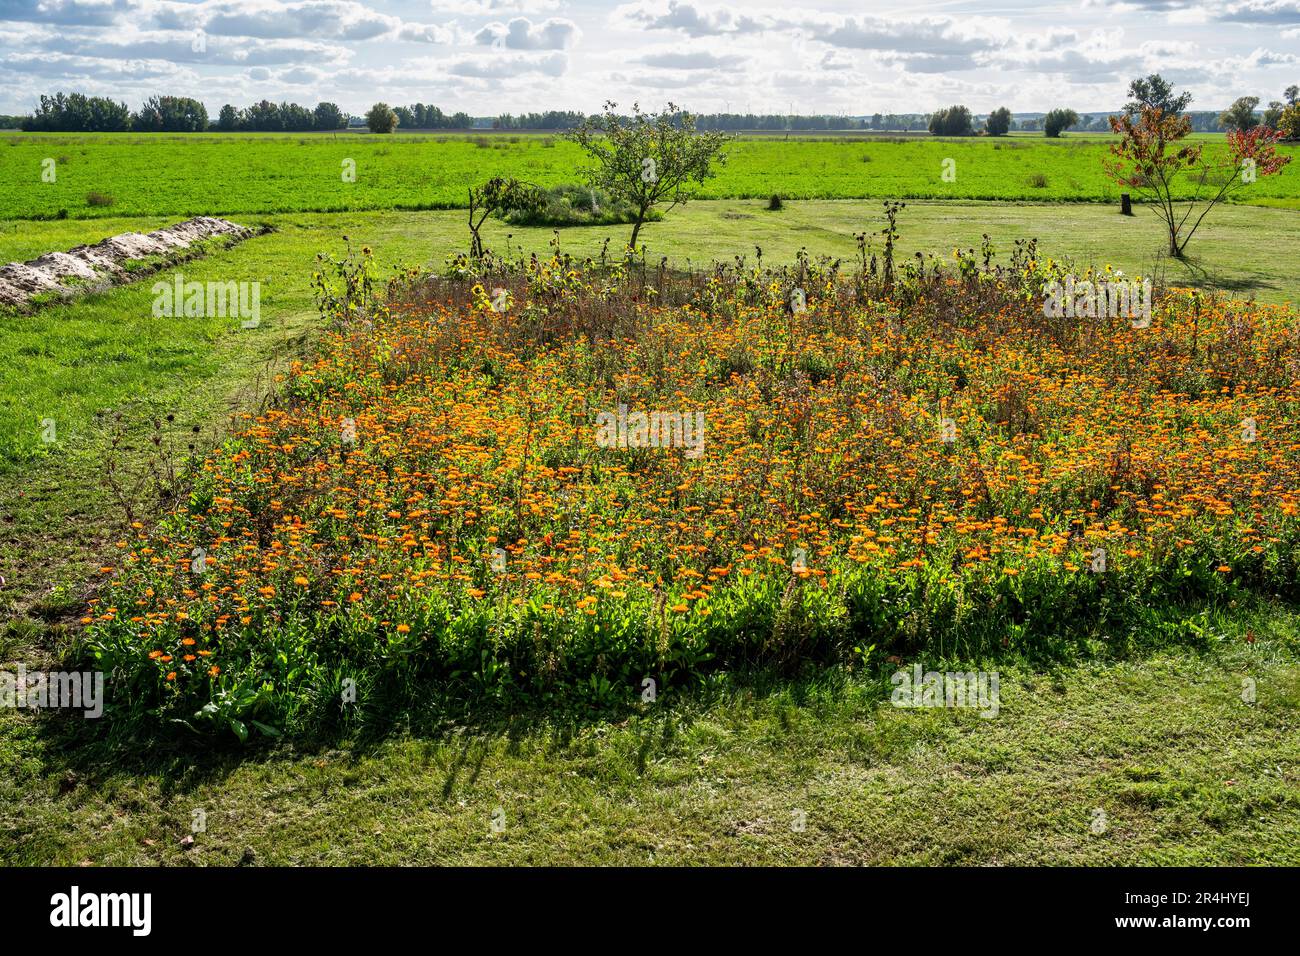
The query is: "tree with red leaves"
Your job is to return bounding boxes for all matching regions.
[1106,106,1292,258]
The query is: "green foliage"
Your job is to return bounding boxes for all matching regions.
[1220,96,1260,133]
[928,105,974,136]
[1124,74,1193,117]
[497,183,656,227]
[132,96,208,133]
[366,102,398,134]
[568,101,733,249]
[466,177,547,255]
[985,107,1012,137]
[21,92,130,132]
[312,102,348,131]
[1044,109,1080,137]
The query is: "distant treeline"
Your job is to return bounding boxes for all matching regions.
[16,93,353,132]
[7,92,1249,134]
[492,111,587,130]
[695,113,930,131]
[392,104,475,129]
[1015,111,1225,132]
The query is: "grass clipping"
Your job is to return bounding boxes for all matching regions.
[0,216,254,310]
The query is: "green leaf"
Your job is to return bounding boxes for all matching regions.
[250,720,281,738]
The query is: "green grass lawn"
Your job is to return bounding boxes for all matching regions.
[3,131,1297,220]
[4,609,1297,865]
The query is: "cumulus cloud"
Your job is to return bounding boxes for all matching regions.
[0,49,189,80]
[30,30,350,66]
[616,0,764,36]
[429,0,561,13]
[199,1,397,41]
[615,2,1013,73]
[638,50,744,69]
[474,16,579,49]
[0,0,135,26]
[1218,1,1300,25]
[398,22,456,43]
[448,50,568,76]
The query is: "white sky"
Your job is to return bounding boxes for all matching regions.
[0,0,1296,116]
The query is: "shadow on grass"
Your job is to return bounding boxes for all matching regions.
[1168,255,1277,295]
[18,591,1296,813]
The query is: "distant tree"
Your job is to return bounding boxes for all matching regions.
[1123,74,1193,117]
[1286,85,1299,106]
[278,102,314,131]
[870,113,883,130]
[928,105,974,136]
[567,101,733,250]
[132,96,207,132]
[1262,100,1285,130]
[312,102,346,131]
[22,93,130,131]
[1278,103,1300,141]
[217,104,239,131]
[1106,107,1291,257]
[366,102,398,134]
[1043,108,1079,137]
[985,106,1012,136]
[1219,96,1260,132]
[245,100,283,131]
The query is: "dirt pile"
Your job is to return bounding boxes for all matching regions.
[0,217,254,309]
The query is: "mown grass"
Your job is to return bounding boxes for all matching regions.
[2,132,1297,220]
[4,601,1297,865]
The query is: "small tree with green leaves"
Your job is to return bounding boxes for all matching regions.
[985,107,1012,136]
[366,102,398,134]
[1043,108,1079,137]
[466,177,544,257]
[567,101,733,251]
[928,105,974,136]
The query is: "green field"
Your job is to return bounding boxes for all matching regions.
[3,131,1298,220]
[3,131,1299,867]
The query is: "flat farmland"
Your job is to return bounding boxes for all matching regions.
[3,131,1299,220]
